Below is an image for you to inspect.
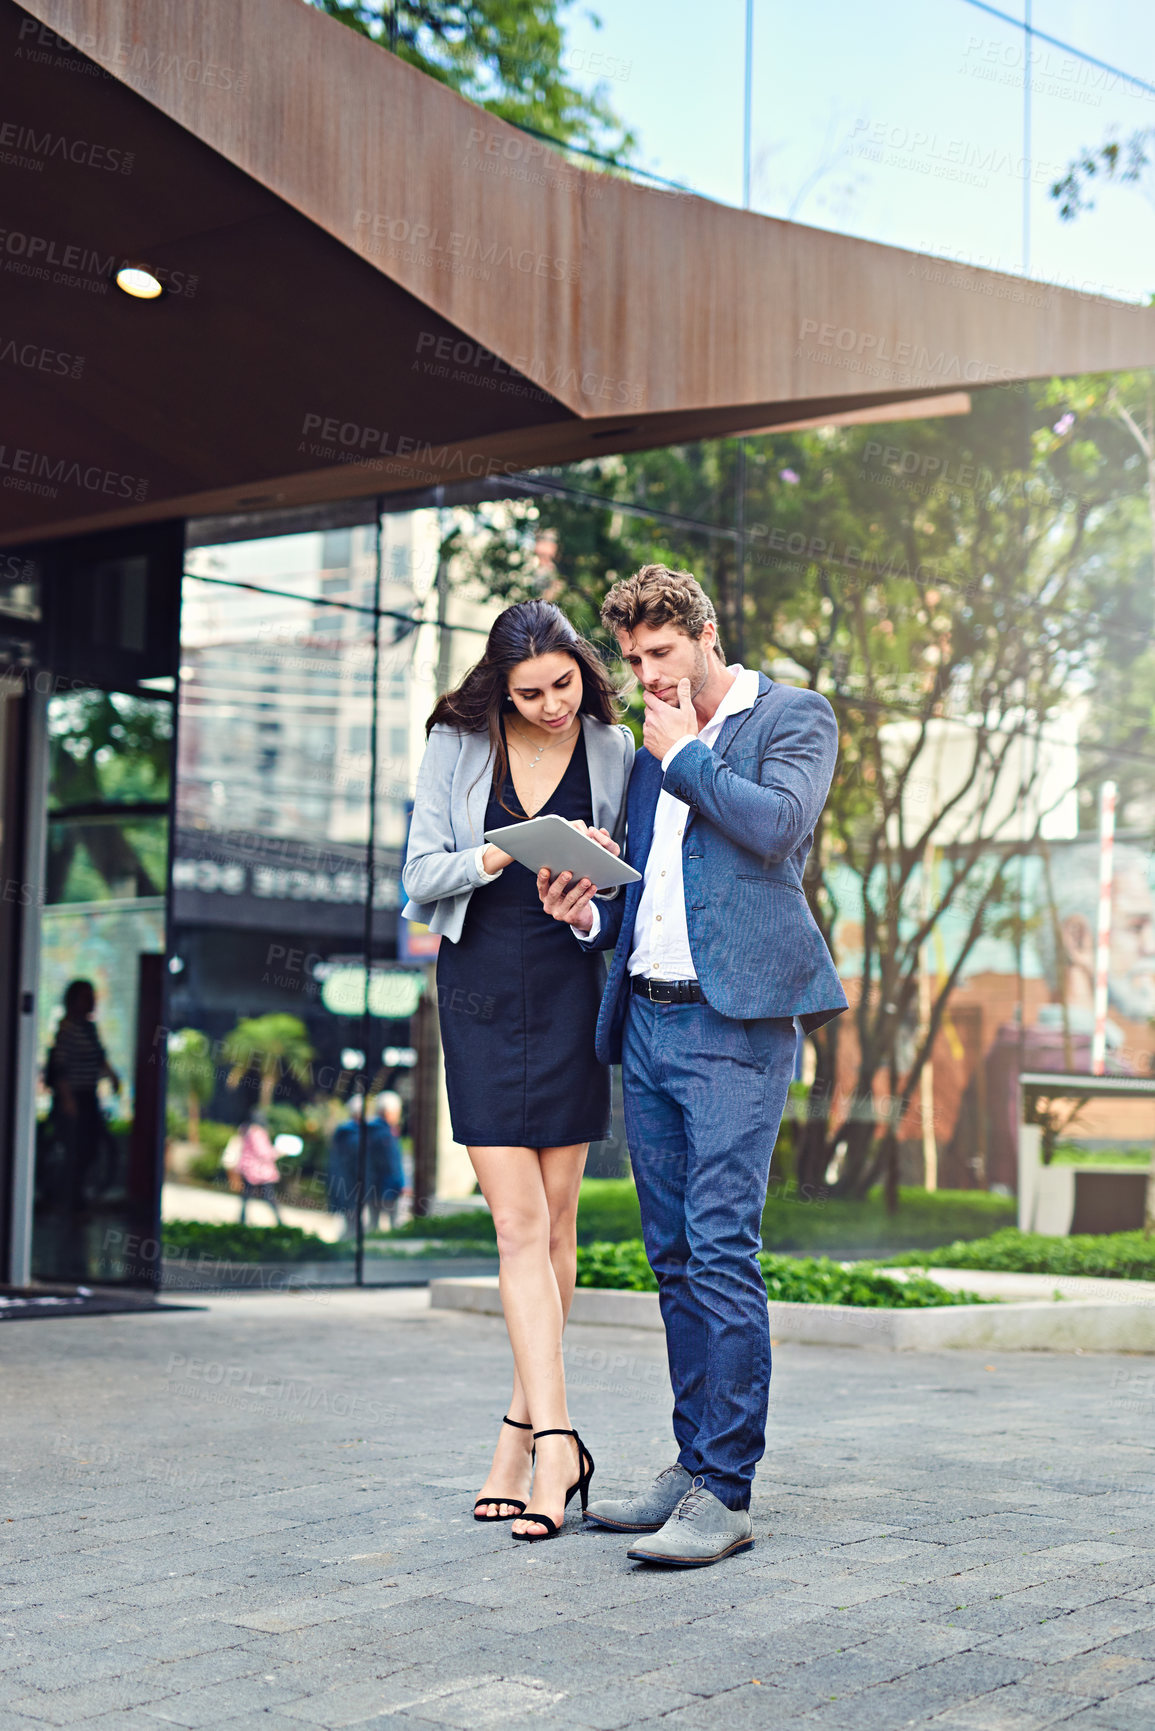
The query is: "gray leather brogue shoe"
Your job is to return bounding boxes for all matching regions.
[626,1477,753,1567]
[582,1463,692,1533]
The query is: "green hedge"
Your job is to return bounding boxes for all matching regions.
[888,1228,1155,1281]
[574,1238,653,1289]
[162,1220,345,1264]
[574,1239,988,1307]
[390,1210,497,1242]
[161,1221,501,1265]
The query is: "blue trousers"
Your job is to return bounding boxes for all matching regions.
[622,994,796,1510]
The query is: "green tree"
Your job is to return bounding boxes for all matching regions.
[460,378,1155,1204]
[309,0,635,158]
[166,1028,216,1147]
[46,691,172,901]
[223,1015,316,1111]
[1052,129,1155,222]
[1031,374,1155,834]
[735,382,1152,1201]
[450,461,634,639]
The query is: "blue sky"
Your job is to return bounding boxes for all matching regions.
[564,0,1155,302]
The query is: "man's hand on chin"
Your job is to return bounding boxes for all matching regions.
[642,678,699,760]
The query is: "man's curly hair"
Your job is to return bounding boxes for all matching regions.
[600,564,725,662]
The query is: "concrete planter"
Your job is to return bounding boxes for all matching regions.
[429,1275,1155,1353]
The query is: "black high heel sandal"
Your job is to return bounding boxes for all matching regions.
[473,1417,535,1522]
[510,1428,594,1542]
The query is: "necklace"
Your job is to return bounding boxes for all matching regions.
[507,717,578,769]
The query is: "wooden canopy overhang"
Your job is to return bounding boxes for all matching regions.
[5,0,1155,545]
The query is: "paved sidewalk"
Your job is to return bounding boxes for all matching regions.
[3,1290,1155,1731]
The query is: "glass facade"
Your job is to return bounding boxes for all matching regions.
[564,1,1155,305]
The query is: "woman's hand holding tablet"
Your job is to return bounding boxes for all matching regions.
[482,814,639,890]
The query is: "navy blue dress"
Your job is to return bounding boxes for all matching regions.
[436,726,611,1147]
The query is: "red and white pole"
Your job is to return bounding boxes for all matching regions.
[1090,780,1116,1077]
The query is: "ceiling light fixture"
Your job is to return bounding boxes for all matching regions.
[115,265,164,300]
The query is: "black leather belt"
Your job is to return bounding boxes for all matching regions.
[630,976,705,1005]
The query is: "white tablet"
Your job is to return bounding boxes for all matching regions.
[483,814,641,889]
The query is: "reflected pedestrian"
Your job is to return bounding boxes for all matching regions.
[236,1109,283,1226]
[327,1095,363,1238]
[44,978,120,1210]
[367,1092,407,1231]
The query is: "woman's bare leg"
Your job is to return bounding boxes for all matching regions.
[540,1141,588,1324]
[468,1142,588,1535]
[470,1146,540,1518]
[481,1140,589,1514]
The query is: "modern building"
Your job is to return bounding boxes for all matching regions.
[3,0,1154,1288]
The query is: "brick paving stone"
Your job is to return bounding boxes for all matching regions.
[631,1656,779,1696]
[1062,1709,1155,1731]
[549,1681,693,1728]
[1019,1653,1155,1698]
[992,1582,1143,1617]
[116,1648,271,1694]
[55,1714,178,1731]
[977,1607,1155,1664]
[947,1603,1077,1638]
[137,1676,312,1726]
[176,1720,315,1731]
[926,1684,1089,1729]
[8,1676,184,1724]
[817,1654,1039,1727]
[652,1681,827,1729]
[1095,1628,1155,1661]
[115,1621,269,1664]
[278,1676,455,1725]
[3,1292,1155,1730]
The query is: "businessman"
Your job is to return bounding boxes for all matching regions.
[539,564,846,1567]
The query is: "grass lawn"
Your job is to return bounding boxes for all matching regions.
[757,1185,1015,1254]
[389,1179,1015,1255]
[888,1227,1155,1281]
[582,1178,1015,1255]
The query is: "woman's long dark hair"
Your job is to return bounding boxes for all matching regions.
[426,600,621,810]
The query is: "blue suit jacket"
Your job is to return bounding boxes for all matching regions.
[590,674,847,1064]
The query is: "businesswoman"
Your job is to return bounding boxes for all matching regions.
[402,600,633,1540]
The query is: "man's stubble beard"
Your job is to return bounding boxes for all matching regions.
[688,642,711,702]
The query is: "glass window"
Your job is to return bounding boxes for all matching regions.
[167,516,431,1281]
[32,690,172,1284]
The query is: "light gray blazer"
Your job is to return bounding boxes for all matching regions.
[402,715,635,942]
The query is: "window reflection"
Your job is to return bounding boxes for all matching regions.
[167,520,429,1272]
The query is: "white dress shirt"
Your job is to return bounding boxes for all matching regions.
[581,665,759,976]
